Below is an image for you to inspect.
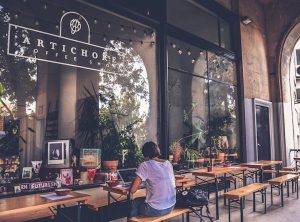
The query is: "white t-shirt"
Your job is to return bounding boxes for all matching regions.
[136,159,176,210]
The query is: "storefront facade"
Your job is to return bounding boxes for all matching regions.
[0,0,242,172]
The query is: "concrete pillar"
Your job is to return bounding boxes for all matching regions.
[58,66,77,139]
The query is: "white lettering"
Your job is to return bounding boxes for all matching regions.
[37,39,44,48]
[81,49,88,57]
[64,55,68,59]
[102,52,108,61]
[62,44,66,52]
[89,60,92,64]
[74,57,77,62]
[92,52,98,59]
[33,49,38,54]
[112,56,116,63]
[22,36,31,45]
[45,51,49,55]
[71,47,76,54]
[49,42,57,50]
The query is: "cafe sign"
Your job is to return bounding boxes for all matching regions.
[7,12,124,73]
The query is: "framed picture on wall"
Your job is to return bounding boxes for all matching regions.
[80,148,101,168]
[22,167,33,179]
[47,141,64,165]
[46,140,71,168]
[60,168,73,186]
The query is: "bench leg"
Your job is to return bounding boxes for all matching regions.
[228,199,231,222]
[224,173,227,206]
[271,185,273,205]
[240,197,244,222]
[287,181,290,198]
[253,192,256,212]
[77,202,81,222]
[186,212,189,222]
[281,184,284,207]
[264,189,267,214]
[215,177,219,220]
[297,179,299,199]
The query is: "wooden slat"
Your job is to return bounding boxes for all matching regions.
[268,174,299,185]
[279,170,299,175]
[192,166,247,177]
[128,208,190,222]
[0,191,90,218]
[225,183,269,199]
[241,160,282,169]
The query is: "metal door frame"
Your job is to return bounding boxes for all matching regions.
[253,98,275,161]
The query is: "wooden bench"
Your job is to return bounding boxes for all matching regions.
[225,183,269,222]
[268,174,299,207]
[128,208,190,222]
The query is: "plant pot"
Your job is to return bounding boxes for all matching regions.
[217,152,225,163]
[102,160,119,172]
[195,158,205,167]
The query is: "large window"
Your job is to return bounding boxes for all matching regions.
[167,0,232,50]
[0,0,157,167]
[168,37,239,163]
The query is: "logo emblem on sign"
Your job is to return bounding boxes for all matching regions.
[70,19,81,34]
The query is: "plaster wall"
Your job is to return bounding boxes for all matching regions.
[239,0,270,101]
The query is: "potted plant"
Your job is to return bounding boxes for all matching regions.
[169,141,183,163]
[77,84,141,171]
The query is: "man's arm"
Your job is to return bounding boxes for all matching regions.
[130,175,142,194]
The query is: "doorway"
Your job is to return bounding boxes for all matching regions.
[254,99,274,161]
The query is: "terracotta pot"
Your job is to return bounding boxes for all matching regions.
[217,152,225,163]
[102,160,119,172]
[195,158,205,167]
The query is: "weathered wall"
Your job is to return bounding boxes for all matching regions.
[239,0,270,101]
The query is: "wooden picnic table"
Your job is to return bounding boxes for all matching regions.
[0,191,90,222]
[192,166,247,220]
[241,160,283,183]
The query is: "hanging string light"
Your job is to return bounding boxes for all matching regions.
[10,2,156,46]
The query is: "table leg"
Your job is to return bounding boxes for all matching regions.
[271,185,273,205]
[77,202,81,222]
[281,184,284,207]
[228,199,231,222]
[240,197,244,222]
[224,173,227,206]
[215,177,219,220]
[108,191,111,204]
[260,169,264,183]
[253,192,256,212]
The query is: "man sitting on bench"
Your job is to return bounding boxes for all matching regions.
[129,141,176,217]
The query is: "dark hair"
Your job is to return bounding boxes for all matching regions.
[142,141,160,159]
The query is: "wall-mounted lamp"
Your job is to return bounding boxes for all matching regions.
[241,16,252,25]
